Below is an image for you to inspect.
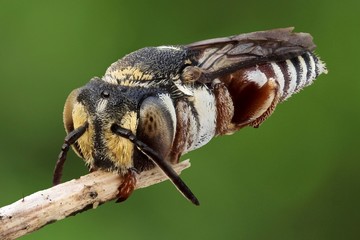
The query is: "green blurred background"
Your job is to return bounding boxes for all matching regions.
[0,0,359,239]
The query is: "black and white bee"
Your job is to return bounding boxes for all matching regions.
[53,28,327,205]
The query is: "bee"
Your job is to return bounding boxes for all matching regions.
[53,28,327,205]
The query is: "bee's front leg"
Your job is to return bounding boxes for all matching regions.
[116,168,138,203]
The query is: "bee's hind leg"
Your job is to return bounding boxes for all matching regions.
[116,168,138,203]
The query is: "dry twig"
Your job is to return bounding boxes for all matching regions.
[0,160,191,240]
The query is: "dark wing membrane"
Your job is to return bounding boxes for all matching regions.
[185,27,316,79]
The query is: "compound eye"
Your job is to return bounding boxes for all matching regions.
[63,88,80,133]
[101,90,110,98]
[137,95,176,159]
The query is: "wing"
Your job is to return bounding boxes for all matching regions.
[185,27,316,79]
[182,27,326,130]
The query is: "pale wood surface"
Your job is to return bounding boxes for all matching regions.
[0,160,191,240]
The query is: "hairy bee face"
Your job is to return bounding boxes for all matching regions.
[54,28,327,205]
[63,78,137,172]
[63,77,177,174]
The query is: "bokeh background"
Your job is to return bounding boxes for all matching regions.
[0,0,359,239]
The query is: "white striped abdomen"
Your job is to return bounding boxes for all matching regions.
[246,52,327,102]
[275,52,327,101]
[170,51,327,159]
[218,51,327,128]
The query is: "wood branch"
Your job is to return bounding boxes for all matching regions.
[0,160,191,240]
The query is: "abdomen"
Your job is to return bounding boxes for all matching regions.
[219,51,327,128]
[169,51,327,162]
